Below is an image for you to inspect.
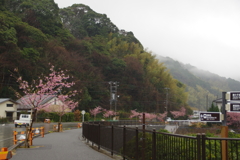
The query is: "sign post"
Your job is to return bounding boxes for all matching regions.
[226,103,240,112]
[220,91,240,159]
[226,91,240,101]
[81,110,85,122]
[201,91,240,159]
[199,112,221,122]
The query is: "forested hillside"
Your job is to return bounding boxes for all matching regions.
[157,55,240,110]
[0,0,191,114]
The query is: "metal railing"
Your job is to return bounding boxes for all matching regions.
[82,121,240,160]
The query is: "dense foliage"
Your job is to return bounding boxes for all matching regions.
[38,111,75,122]
[0,0,190,115]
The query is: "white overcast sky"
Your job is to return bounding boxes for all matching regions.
[54,0,240,81]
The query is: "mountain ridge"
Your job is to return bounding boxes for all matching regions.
[0,1,190,113]
[156,55,240,110]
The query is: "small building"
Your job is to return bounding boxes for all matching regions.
[0,98,18,121]
[212,98,222,111]
[17,95,58,114]
[17,95,72,121]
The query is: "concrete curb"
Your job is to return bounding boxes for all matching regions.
[8,130,52,151]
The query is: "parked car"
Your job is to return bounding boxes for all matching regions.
[14,114,32,127]
[166,117,172,122]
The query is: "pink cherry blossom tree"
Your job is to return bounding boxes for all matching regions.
[170,107,186,119]
[157,112,167,122]
[89,106,102,121]
[130,111,167,123]
[12,65,78,147]
[129,110,142,122]
[227,112,240,128]
[103,110,118,119]
[129,110,141,119]
[145,113,157,121]
[42,94,78,131]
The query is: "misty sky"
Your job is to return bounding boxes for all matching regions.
[55,0,240,81]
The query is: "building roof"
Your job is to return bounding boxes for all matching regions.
[0,98,18,104]
[17,95,56,109]
[213,98,222,103]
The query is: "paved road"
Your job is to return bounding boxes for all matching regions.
[11,128,120,160]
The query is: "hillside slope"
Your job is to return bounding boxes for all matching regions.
[157,55,240,110]
[0,1,190,114]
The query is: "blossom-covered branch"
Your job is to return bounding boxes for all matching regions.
[103,110,117,118]
[90,106,102,121]
[170,107,186,118]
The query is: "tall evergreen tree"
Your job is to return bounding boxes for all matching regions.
[208,103,219,112]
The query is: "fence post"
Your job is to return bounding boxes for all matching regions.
[221,126,228,160]
[197,133,201,160]
[111,125,114,156]
[152,128,156,160]
[82,122,85,139]
[41,127,44,137]
[123,126,126,160]
[142,113,145,160]
[13,131,17,145]
[87,123,89,143]
[201,133,206,160]
[98,124,100,150]
[136,127,139,160]
[53,125,56,132]
[60,124,62,132]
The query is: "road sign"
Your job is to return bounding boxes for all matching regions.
[226,103,240,112]
[81,110,85,122]
[226,92,240,101]
[199,112,221,122]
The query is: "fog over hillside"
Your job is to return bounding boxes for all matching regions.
[156,55,240,110]
[157,55,240,83]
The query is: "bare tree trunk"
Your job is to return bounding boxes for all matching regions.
[24,126,30,148]
[24,109,36,148]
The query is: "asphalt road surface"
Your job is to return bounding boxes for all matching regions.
[11,128,120,160]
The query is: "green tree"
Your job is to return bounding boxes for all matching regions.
[207,103,220,127]
[59,4,119,39]
[208,103,219,112]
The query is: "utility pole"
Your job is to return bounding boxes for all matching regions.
[109,81,119,113]
[221,92,227,126]
[156,89,159,113]
[165,88,170,114]
[206,94,208,111]
[109,81,112,111]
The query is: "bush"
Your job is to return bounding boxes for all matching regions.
[37,111,75,122]
[74,110,81,121]
[83,112,90,121]
[158,129,169,133]
[0,117,8,123]
[61,113,74,122]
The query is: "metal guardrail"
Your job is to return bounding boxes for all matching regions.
[83,121,240,160]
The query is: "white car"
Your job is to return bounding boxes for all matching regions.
[166,117,172,122]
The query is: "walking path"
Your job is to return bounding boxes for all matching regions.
[10,128,121,160]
